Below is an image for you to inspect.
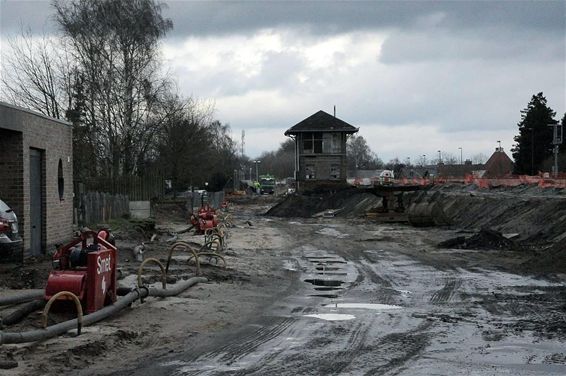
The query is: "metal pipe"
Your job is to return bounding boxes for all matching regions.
[42,291,83,335]
[0,277,207,344]
[0,290,44,306]
[137,258,167,289]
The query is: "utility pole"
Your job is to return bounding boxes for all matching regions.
[458,147,462,165]
[437,150,442,164]
[530,128,535,175]
[548,123,563,177]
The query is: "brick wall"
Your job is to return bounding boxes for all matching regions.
[0,103,73,258]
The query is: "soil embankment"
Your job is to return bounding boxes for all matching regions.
[267,188,381,218]
[268,184,566,273]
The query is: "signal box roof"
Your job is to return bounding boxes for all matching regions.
[284,110,359,136]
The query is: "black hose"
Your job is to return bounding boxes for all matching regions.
[0,277,207,345]
[0,290,44,306]
[0,299,46,328]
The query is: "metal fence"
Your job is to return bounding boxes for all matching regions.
[80,174,165,201]
[185,191,225,213]
[75,191,129,226]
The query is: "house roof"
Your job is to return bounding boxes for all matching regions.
[484,148,514,178]
[284,110,359,136]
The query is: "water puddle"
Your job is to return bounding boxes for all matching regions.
[314,287,343,291]
[323,303,402,310]
[315,272,347,276]
[304,279,343,287]
[316,228,349,238]
[309,294,339,298]
[314,260,347,265]
[315,266,341,271]
[304,313,355,321]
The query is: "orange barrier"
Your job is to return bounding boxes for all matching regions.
[350,174,566,189]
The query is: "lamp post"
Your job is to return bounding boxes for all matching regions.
[548,123,563,177]
[254,160,261,181]
[422,154,426,166]
[437,150,442,164]
[458,147,462,165]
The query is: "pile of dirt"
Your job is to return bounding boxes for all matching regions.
[266,189,381,218]
[409,186,566,244]
[438,228,519,251]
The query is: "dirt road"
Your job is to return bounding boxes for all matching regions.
[3,197,566,375]
[104,204,566,376]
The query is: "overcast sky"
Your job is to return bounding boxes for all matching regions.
[1,0,565,163]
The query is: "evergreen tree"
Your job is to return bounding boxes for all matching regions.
[511,92,557,174]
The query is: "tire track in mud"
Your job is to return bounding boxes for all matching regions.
[201,317,295,365]
[318,318,376,374]
[248,318,377,376]
[430,278,462,304]
[361,321,433,376]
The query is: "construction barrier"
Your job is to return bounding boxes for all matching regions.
[349,174,566,189]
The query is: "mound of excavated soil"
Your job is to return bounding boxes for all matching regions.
[438,228,519,251]
[266,189,382,218]
[409,185,566,244]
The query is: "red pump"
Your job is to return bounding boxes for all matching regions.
[190,204,219,234]
[45,230,117,314]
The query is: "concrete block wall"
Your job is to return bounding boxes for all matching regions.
[0,102,73,257]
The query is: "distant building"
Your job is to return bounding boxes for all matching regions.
[433,147,514,179]
[437,160,485,178]
[484,147,514,178]
[285,110,358,191]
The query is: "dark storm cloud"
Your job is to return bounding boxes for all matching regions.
[163,1,565,38]
[2,1,563,40]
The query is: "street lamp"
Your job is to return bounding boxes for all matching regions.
[548,123,563,177]
[254,160,261,181]
[437,150,442,164]
[458,147,462,165]
[422,154,426,166]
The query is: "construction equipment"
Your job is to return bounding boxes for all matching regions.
[259,174,276,194]
[44,230,117,314]
[190,204,219,235]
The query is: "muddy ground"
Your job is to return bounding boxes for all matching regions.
[1,187,566,375]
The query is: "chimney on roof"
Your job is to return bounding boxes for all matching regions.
[333,105,336,117]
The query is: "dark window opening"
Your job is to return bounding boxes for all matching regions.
[303,133,323,154]
[57,159,64,201]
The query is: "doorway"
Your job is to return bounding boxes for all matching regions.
[29,148,44,256]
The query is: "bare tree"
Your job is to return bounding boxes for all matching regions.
[1,29,73,119]
[471,153,488,164]
[347,135,383,171]
[53,0,173,177]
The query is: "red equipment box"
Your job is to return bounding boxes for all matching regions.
[45,231,117,314]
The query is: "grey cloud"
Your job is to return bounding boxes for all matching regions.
[2,1,563,40]
[0,0,56,34]
[162,1,564,38]
[380,28,565,64]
